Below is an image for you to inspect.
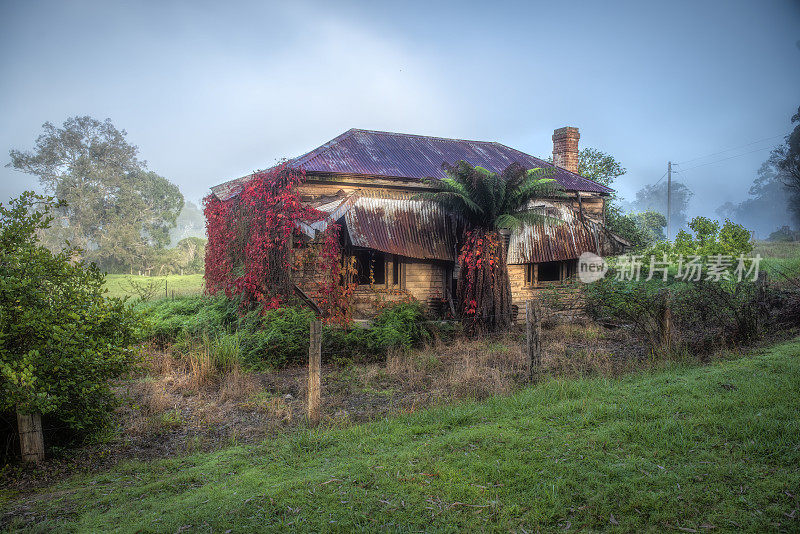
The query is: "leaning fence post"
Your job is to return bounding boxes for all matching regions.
[16,410,44,463]
[526,300,542,382]
[308,320,322,425]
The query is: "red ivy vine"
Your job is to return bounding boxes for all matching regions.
[456,229,512,335]
[203,163,354,323]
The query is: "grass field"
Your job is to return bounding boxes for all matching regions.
[5,339,799,532]
[754,240,800,279]
[103,274,204,299]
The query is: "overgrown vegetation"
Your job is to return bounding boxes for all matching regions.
[5,339,799,532]
[136,297,431,369]
[0,193,140,447]
[417,160,562,335]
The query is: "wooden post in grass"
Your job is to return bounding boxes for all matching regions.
[526,300,542,382]
[661,291,672,351]
[16,410,44,463]
[308,320,322,425]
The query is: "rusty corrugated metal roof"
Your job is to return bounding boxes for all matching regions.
[303,194,626,264]
[344,197,461,261]
[210,128,613,201]
[506,201,628,264]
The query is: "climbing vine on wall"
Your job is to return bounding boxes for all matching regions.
[203,163,354,323]
[457,229,512,336]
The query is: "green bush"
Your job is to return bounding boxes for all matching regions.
[137,297,431,369]
[237,307,315,369]
[0,193,140,437]
[135,295,238,342]
[586,274,770,351]
[370,301,429,350]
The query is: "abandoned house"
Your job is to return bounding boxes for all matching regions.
[209,127,629,319]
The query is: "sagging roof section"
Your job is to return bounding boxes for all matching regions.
[506,201,629,264]
[306,194,461,262]
[210,128,613,201]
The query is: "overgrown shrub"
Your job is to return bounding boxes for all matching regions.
[1,193,140,440]
[370,301,429,350]
[139,298,431,369]
[135,295,238,342]
[586,275,770,351]
[237,307,316,368]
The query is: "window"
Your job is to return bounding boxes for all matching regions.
[392,255,400,286]
[537,261,561,282]
[354,250,386,285]
[524,260,576,286]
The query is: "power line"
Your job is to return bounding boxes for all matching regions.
[653,170,668,186]
[676,134,785,166]
[677,146,774,172]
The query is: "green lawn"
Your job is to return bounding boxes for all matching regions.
[5,340,800,532]
[103,274,204,299]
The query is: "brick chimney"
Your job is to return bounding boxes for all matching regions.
[552,126,580,173]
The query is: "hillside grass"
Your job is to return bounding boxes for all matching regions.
[5,339,799,532]
[103,274,204,299]
[754,240,800,280]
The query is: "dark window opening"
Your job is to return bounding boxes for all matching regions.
[354,250,385,285]
[392,255,400,285]
[537,261,561,282]
[564,259,578,280]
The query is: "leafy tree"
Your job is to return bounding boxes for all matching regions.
[573,147,642,245]
[634,210,667,243]
[7,116,184,272]
[718,106,800,235]
[767,226,799,242]
[776,106,800,227]
[154,236,207,275]
[0,192,139,456]
[716,152,793,237]
[418,161,562,335]
[634,181,693,234]
[576,147,627,187]
[672,216,753,258]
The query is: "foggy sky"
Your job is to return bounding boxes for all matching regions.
[1,0,799,234]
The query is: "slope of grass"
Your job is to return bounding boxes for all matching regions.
[6,340,800,532]
[103,274,204,299]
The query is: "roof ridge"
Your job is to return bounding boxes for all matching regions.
[346,128,499,146]
[291,128,359,167]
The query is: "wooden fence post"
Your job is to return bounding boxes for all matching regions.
[308,320,322,425]
[661,291,672,351]
[526,300,542,382]
[17,410,44,463]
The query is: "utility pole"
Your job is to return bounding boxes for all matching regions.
[666,161,672,241]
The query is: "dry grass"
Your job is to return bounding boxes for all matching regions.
[115,321,642,457]
[219,365,260,403]
[381,337,527,400]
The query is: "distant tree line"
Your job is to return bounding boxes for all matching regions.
[7,116,205,274]
[717,105,800,240]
